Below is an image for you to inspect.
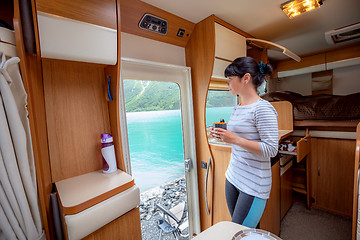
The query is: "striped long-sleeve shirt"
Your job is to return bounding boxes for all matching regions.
[225,98,278,199]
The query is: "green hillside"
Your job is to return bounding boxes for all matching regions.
[123,80,235,112]
[124,80,180,112]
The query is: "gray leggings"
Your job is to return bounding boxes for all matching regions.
[225,179,267,228]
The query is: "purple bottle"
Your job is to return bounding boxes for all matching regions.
[101,134,117,173]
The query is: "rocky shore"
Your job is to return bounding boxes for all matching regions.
[139,177,189,240]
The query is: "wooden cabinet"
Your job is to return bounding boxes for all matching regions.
[185,15,251,231]
[311,137,356,217]
[281,163,293,220]
[210,144,232,224]
[214,23,246,61]
[212,23,246,80]
[14,0,143,238]
[279,131,312,208]
[209,143,282,236]
[260,161,281,235]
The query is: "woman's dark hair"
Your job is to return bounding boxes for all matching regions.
[224,57,273,88]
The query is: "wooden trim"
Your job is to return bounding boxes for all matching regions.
[13,1,53,239]
[185,15,216,230]
[58,180,135,215]
[275,53,325,73]
[352,123,360,240]
[35,0,117,29]
[294,120,360,129]
[213,15,253,38]
[279,130,293,142]
[120,0,195,47]
[326,44,360,63]
[214,56,233,63]
[104,0,125,172]
[274,44,360,74]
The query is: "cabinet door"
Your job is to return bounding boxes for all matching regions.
[281,167,293,219]
[210,145,232,224]
[215,23,246,61]
[311,138,355,217]
[212,58,232,79]
[260,161,281,235]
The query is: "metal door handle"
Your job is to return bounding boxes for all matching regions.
[205,157,212,215]
[184,158,192,172]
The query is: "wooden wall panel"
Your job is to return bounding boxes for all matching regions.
[247,47,268,64]
[270,101,293,131]
[83,207,142,240]
[14,0,53,238]
[185,15,216,231]
[35,0,117,29]
[42,59,111,182]
[311,138,355,217]
[120,0,195,47]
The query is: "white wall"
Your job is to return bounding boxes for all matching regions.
[333,65,360,95]
[269,64,360,96]
[121,32,186,66]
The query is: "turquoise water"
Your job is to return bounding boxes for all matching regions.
[126,110,184,192]
[205,106,234,127]
[126,106,234,192]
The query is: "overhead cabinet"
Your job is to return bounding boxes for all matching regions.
[37,12,117,65]
[212,23,246,80]
[214,23,246,62]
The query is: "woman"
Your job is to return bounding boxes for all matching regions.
[211,56,278,228]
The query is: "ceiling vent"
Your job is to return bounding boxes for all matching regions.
[325,22,360,45]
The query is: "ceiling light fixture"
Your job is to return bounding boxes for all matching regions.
[281,0,322,19]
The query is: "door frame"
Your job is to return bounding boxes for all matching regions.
[119,57,201,237]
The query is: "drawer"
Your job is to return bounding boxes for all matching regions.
[296,135,310,162]
[279,135,311,163]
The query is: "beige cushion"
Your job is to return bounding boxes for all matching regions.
[65,185,140,240]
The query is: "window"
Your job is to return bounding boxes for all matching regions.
[206,90,238,126]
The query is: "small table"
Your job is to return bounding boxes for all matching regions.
[193,221,249,240]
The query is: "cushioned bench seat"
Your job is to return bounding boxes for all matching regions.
[55,170,140,240]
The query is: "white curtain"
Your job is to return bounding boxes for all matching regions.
[0,52,45,240]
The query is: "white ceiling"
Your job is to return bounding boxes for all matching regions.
[142,0,360,61]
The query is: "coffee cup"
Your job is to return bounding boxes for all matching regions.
[213,122,227,130]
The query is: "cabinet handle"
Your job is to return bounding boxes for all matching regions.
[318,166,320,176]
[205,157,212,215]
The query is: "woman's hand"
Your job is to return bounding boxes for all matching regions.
[210,128,238,144]
[208,126,215,138]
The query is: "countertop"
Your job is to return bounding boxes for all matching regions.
[208,129,292,167]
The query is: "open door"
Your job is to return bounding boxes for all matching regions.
[119,58,201,238]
